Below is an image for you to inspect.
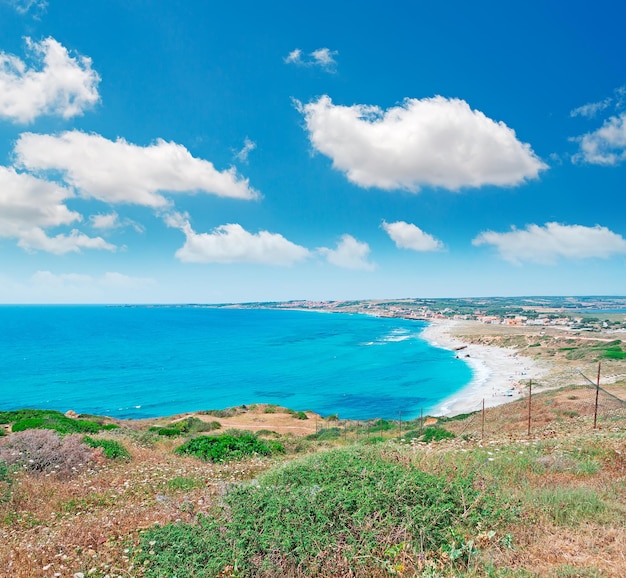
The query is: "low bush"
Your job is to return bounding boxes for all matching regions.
[4,409,106,435]
[12,416,102,434]
[198,408,238,418]
[150,427,181,437]
[137,446,499,576]
[0,429,95,477]
[83,436,130,460]
[600,347,626,360]
[151,417,222,437]
[398,428,422,441]
[175,433,284,463]
[306,427,341,441]
[0,409,62,424]
[368,418,394,432]
[421,427,455,443]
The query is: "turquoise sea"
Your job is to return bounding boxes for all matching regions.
[0,306,472,420]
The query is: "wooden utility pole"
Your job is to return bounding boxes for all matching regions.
[527,379,532,437]
[594,362,601,429]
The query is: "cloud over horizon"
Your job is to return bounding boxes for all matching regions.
[165,213,310,266]
[318,234,375,270]
[0,37,99,123]
[300,95,547,192]
[14,131,259,207]
[382,220,444,252]
[473,222,626,264]
[0,166,114,254]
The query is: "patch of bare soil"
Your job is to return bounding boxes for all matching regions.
[147,404,322,436]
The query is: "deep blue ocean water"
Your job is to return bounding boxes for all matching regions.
[0,306,472,420]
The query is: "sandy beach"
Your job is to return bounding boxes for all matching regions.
[421,320,549,416]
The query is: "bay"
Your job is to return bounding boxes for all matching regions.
[0,306,472,420]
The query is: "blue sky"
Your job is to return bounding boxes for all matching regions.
[0,0,625,303]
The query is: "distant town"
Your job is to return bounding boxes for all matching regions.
[221,296,626,333]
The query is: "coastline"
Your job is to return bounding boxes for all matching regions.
[420,319,549,416]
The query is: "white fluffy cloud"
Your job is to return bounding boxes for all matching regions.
[284,47,338,71]
[472,222,626,264]
[14,131,258,207]
[300,95,547,191]
[90,212,120,230]
[382,220,443,252]
[0,166,114,254]
[310,48,338,68]
[18,228,116,254]
[0,37,99,123]
[318,234,375,270]
[164,213,310,265]
[572,112,626,165]
[89,212,144,233]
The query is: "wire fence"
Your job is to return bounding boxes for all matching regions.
[313,365,626,443]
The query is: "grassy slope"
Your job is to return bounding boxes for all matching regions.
[0,396,625,578]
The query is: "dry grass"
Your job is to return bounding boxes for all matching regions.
[0,436,275,578]
[1,408,624,577]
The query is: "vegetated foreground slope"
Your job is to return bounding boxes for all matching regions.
[0,399,625,578]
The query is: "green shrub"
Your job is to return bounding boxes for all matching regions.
[306,427,341,441]
[398,428,421,441]
[421,427,455,443]
[256,429,280,438]
[101,423,120,430]
[177,417,221,434]
[0,409,117,434]
[151,417,222,437]
[600,348,626,360]
[0,409,63,424]
[438,411,476,422]
[150,427,182,437]
[294,411,308,420]
[137,446,499,576]
[368,418,394,432]
[11,415,102,435]
[198,408,238,418]
[83,436,130,460]
[175,433,283,463]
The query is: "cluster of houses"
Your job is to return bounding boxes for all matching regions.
[268,299,625,333]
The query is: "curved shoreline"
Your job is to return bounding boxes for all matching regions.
[420,320,549,416]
